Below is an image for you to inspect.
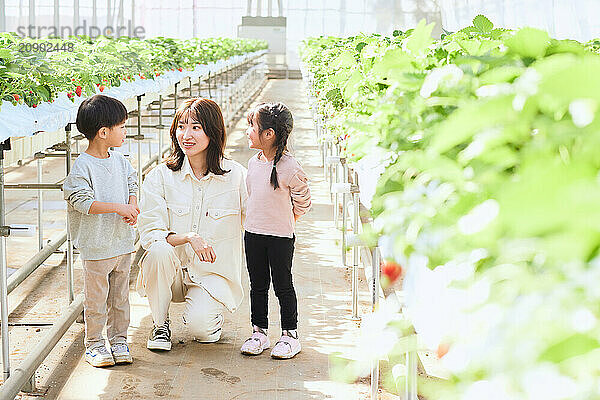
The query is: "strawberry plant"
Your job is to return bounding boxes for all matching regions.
[0,34,266,109]
[302,15,600,399]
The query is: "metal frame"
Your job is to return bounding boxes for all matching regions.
[306,67,419,399]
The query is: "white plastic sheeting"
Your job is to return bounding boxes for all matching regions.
[0,50,266,142]
[438,0,600,42]
[2,2,597,71]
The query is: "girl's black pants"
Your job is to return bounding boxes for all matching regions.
[244,231,297,331]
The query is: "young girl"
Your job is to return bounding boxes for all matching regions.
[241,102,311,359]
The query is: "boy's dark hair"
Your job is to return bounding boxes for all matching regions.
[76,95,128,140]
[247,102,293,190]
[165,97,230,176]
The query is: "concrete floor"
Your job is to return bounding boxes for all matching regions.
[4,79,378,399]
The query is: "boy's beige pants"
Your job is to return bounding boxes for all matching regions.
[137,241,225,342]
[82,253,131,350]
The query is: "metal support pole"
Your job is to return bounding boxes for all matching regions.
[0,139,11,381]
[334,145,340,227]
[158,95,164,161]
[328,144,333,202]
[208,72,212,99]
[189,77,193,96]
[406,337,418,400]
[137,95,143,199]
[36,155,44,250]
[371,247,381,399]
[174,82,179,110]
[65,125,74,304]
[341,160,348,266]
[351,175,360,321]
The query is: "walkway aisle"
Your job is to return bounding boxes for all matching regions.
[49,79,372,400]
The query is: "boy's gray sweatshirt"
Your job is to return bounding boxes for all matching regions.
[63,150,137,261]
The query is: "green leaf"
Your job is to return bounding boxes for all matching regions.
[404,19,435,57]
[331,51,356,69]
[539,333,600,363]
[326,88,342,102]
[0,49,13,61]
[36,85,50,101]
[343,69,363,99]
[371,48,414,82]
[355,42,367,53]
[473,15,493,34]
[506,27,550,59]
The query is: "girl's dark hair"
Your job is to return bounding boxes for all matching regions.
[247,102,293,189]
[76,95,128,140]
[165,97,230,175]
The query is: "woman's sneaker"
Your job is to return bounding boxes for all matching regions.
[85,344,115,367]
[240,326,270,355]
[111,342,133,364]
[147,319,172,351]
[271,330,301,359]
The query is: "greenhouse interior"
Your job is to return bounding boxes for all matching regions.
[0,1,599,399]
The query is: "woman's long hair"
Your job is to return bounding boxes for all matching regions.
[247,102,293,189]
[165,97,230,175]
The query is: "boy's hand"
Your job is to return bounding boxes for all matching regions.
[115,203,140,221]
[128,196,140,212]
[186,233,216,263]
[122,215,137,226]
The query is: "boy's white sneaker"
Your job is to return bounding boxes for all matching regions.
[111,342,133,364]
[271,331,301,359]
[241,327,270,355]
[85,345,115,368]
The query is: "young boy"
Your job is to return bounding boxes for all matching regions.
[63,95,139,367]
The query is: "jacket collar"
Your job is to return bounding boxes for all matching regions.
[178,156,227,182]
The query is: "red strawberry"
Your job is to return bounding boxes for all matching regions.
[13,94,20,102]
[67,92,74,99]
[71,78,76,82]
[98,85,105,92]
[178,67,183,72]
[437,343,449,359]
[381,260,403,284]
[32,104,37,108]
[75,86,82,96]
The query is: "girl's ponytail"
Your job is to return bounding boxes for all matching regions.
[252,102,293,190]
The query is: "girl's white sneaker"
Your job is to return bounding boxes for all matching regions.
[270,332,301,359]
[241,328,270,355]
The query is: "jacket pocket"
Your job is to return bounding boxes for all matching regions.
[207,208,238,220]
[206,208,241,240]
[166,202,192,232]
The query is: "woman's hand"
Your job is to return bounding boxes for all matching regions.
[186,233,216,263]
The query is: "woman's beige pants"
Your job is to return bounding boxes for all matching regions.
[138,241,224,342]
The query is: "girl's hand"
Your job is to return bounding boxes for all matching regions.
[294,213,300,222]
[186,233,216,263]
